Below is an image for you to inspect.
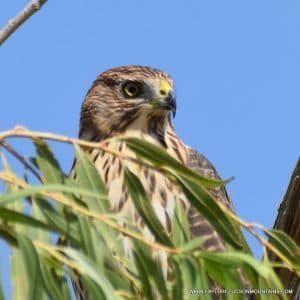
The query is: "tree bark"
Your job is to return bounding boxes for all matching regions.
[270,158,300,299]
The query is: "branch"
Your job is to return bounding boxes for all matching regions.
[0,0,48,46]
[0,140,42,182]
[270,158,300,299]
[0,126,143,165]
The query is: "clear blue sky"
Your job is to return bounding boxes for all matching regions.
[1,1,300,298]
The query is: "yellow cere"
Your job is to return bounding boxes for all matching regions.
[159,80,172,97]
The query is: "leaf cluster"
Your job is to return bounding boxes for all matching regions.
[0,136,299,300]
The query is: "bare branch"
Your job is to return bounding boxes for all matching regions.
[0,0,47,46]
[270,158,300,299]
[0,126,174,181]
[0,140,42,182]
[0,126,111,150]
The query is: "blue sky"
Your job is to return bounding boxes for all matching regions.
[1,1,300,298]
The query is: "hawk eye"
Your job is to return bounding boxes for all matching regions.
[123,82,141,98]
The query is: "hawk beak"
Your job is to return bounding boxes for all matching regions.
[152,80,177,117]
[161,92,176,118]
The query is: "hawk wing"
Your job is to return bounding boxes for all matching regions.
[186,147,235,251]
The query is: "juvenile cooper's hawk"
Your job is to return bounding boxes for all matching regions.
[75,65,236,297]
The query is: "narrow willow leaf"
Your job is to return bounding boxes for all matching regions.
[41,204,80,244]
[202,259,243,289]
[123,137,229,188]
[124,167,173,247]
[0,183,107,206]
[74,145,109,212]
[195,261,213,300]
[263,228,300,266]
[0,162,26,232]
[81,277,106,300]
[11,247,29,300]
[0,227,17,246]
[33,138,64,183]
[0,207,55,232]
[180,236,205,252]
[64,176,90,207]
[78,216,97,260]
[31,197,51,243]
[39,255,71,300]
[77,215,110,273]
[172,256,200,300]
[171,259,184,300]
[132,242,155,300]
[17,235,43,300]
[256,276,285,300]
[104,266,132,292]
[133,240,168,299]
[178,177,245,250]
[62,248,118,300]
[199,251,283,291]
[172,199,191,246]
[104,250,139,289]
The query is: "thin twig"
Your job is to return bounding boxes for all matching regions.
[0,0,48,46]
[0,126,173,175]
[0,126,136,163]
[0,140,42,182]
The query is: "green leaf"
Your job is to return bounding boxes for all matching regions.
[124,167,174,247]
[172,199,191,246]
[171,259,184,300]
[123,137,229,188]
[73,145,109,212]
[39,255,71,300]
[11,246,29,300]
[104,265,132,292]
[132,241,155,300]
[178,177,245,250]
[78,216,97,260]
[202,259,243,289]
[81,277,106,300]
[180,236,205,252]
[199,251,284,291]
[172,256,201,300]
[30,196,51,243]
[133,240,168,299]
[195,262,213,300]
[17,235,43,300]
[77,215,110,271]
[0,226,18,246]
[62,248,118,300]
[263,228,300,267]
[0,183,107,206]
[0,207,55,232]
[33,138,64,184]
[0,163,26,229]
[41,203,80,244]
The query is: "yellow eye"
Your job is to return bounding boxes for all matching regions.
[123,82,141,98]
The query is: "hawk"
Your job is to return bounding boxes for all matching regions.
[75,65,236,297]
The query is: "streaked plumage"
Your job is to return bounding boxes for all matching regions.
[74,65,236,299]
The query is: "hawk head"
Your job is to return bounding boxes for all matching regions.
[80,65,176,144]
